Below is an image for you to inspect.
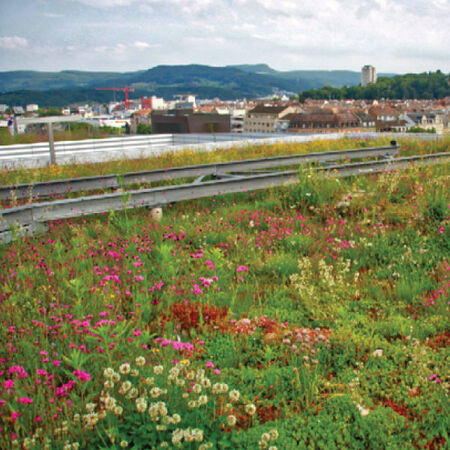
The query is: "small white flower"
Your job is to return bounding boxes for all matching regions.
[357,404,370,416]
[229,389,240,402]
[227,415,237,426]
[245,403,257,416]
[119,363,130,375]
[85,403,96,413]
[103,368,114,379]
[135,356,146,367]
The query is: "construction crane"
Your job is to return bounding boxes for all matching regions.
[96,85,136,109]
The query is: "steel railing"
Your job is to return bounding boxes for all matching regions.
[1,151,447,240]
[0,143,400,201]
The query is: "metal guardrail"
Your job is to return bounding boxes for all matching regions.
[0,152,447,238]
[1,131,445,170]
[0,143,399,201]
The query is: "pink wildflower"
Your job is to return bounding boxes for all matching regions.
[237,265,249,273]
[17,397,33,404]
[3,380,14,389]
[72,370,91,382]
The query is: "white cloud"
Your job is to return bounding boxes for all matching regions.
[133,41,151,49]
[1,0,449,72]
[0,36,29,50]
[44,13,64,18]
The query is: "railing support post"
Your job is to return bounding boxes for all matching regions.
[47,123,56,165]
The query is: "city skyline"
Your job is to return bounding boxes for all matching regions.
[0,0,449,74]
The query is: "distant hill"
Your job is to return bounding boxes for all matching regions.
[299,71,450,100]
[0,70,143,92]
[0,63,398,106]
[229,64,396,88]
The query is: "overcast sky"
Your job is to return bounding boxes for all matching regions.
[0,0,449,74]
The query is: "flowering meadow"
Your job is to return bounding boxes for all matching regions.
[0,138,449,449]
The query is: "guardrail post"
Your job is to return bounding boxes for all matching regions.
[47,123,56,165]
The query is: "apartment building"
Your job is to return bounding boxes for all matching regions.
[243,105,300,133]
[288,109,360,133]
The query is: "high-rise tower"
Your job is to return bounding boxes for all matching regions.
[361,65,377,87]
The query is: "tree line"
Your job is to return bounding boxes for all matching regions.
[299,71,449,100]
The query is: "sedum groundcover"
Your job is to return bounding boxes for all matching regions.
[0,142,449,449]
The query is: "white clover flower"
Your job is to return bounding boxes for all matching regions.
[258,441,268,450]
[127,388,139,399]
[269,447,278,450]
[198,394,208,405]
[169,367,180,378]
[85,403,96,413]
[159,404,168,416]
[119,363,131,375]
[269,429,279,440]
[120,441,128,448]
[105,397,117,410]
[229,389,240,402]
[119,381,132,394]
[201,377,211,389]
[193,384,202,394]
[188,400,197,408]
[145,377,155,386]
[186,371,195,381]
[172,413,181,424]
[150,387,163,398]
[153,365,164,375]
[192,428,204,442]
[227,414,237,426]
[245,403,257,416]
[130,369,139,377]
[162,415,172,425]
[175,378,186,387]
[136,398,147,413]
[103,380,114,390]
[357,404,370,416]
[156,425,167,431]
[224,403,233,413]
[103,368,114,379]
[112,373,121,383]
[184,429,195,442]
[135,356,146,367]
[114,406,123,416]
